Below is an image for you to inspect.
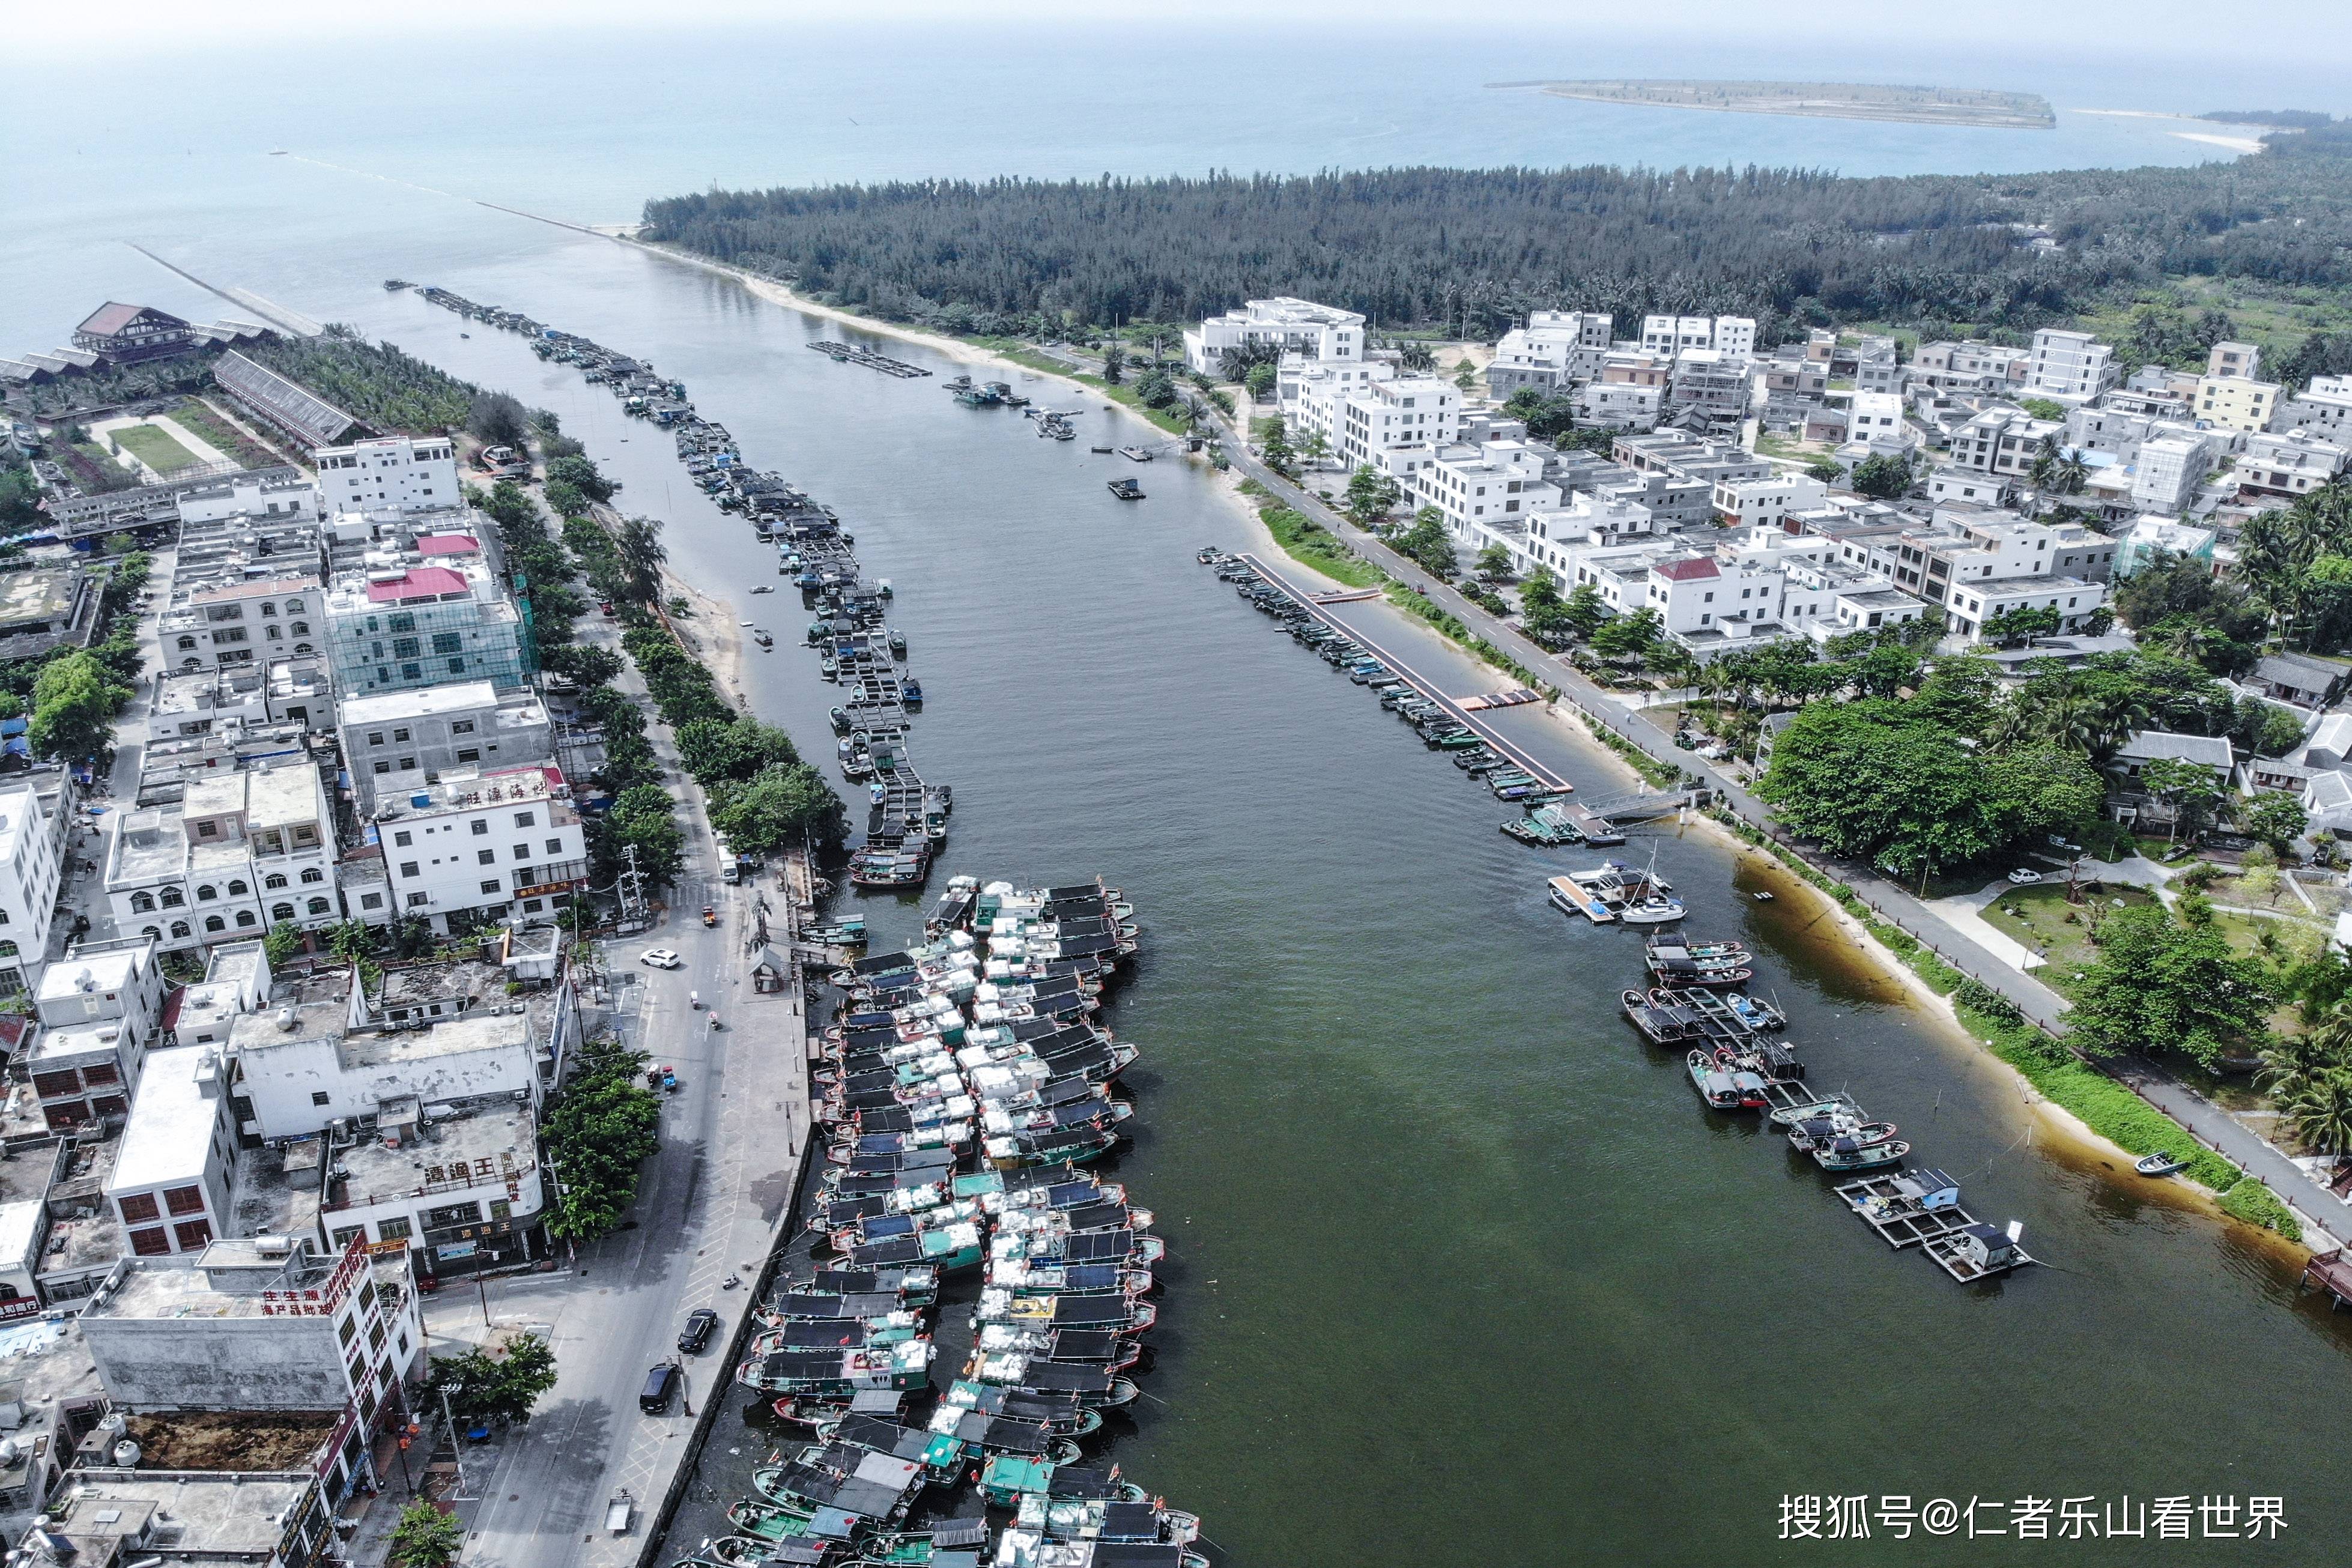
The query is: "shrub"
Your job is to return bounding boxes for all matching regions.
[2216,1178,2303,1242]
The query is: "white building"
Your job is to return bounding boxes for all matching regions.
[175,470,320,529]
[1712,474,1828,530]
[2272,378,2352,443]
[1639,315,1755,358]
[2235,429,2348,501]
[1296,374,1460,480]
[313,434,461,515]
[338,681,556,813]
[375,764,587,933]
[1184,297,1364,378]
[0,780,68,996]
[159,573,323,676]
[1912,340,2029,393]
[1844,392,1913,453]
[1410,441,1559,542]
[105,764,339,955]
[27,938,164,1133]
[2133,432,2222,515]
[103,1044,238,1257]
[2025,328,2118,405]
[1485,311,1613,395]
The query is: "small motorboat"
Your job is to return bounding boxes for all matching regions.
[2135,1152,2190,1178]
[1752,890,1775,901]
[752,585,774,595]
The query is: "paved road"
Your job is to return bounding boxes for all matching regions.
[1222,428,2352,1247]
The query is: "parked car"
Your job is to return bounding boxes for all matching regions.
[638,1361,680,1414]
[640,948,682,969]
[2007,868,2041,885]
[677,1308,720,1354]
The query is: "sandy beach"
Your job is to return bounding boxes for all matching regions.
[2071,109,2267,155]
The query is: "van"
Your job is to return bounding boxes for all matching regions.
[638,1361,680,1414]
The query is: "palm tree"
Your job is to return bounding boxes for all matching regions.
[2288,1071,2352,1157]
[1398,341,1436,373]
[2053,446,2090,495]
[2028,432,2063,490]
[611,514,668,607]
[1980,698,2039,754]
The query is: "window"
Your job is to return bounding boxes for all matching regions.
[301,866,324,883]
[196,820,219,840]
[286,599,306,614]
[169,919,191,938]
[387,613,417,634]
[130,1226,171,1257]
[399,861,419,878]
[120,1191,161,1223]
[235,910,256,927]
[331,1226,365,1252]
[272,902,295,921]
[362,892,384,910]
[398,757,416,772]
[401,663,422,680]
[431,632,462,655]
[478,849,496,866]
[378,1216,413,1242]
[393,831,413,847]
[308,897,332,915]
[407,892,429,907]
[228,878,249,896]
[514,811,536,828]
[425,1200,482,1229]
[161,887,184,907]
[204,915,226,933]
[449,658,465,674]
[165,1184,207,1216]
[481,879,502,895]
[545,838,563,855]
[451,719,476,735]
[265,872,288,889]
[174,1218,214,1251]
[471,819,489,836]
[131,891,155,912]
[512,844,530,861]
[177,635,197,651]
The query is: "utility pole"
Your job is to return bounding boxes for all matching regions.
[618,844,647,927]
[438,1383,473,1501]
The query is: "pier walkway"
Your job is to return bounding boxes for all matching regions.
[1223,438,2352,1250]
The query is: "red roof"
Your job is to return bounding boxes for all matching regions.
[416,533,480,557]
[1653,555,1721,582]
[76,301,151,337]
[366,567,467,603]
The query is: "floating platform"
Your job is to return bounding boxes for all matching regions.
[1834,1168,1977,1250]
[1459,688,1544,712]
[1547,875,1615,924]
[808,341,933,377]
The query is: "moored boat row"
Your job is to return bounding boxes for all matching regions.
[682,875,1202,1566]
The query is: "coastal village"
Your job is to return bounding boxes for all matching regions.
[5,227,2352,1563]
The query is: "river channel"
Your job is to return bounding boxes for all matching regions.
[264,234,2352,1563]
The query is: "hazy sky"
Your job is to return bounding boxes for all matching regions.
[15,0,2351,67]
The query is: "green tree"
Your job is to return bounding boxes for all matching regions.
[1977,604,2062,647]
[2019,396,2067,422]
[1500,387,1577,443]
[1804,458,1845,485]
[2287,1073,2352,1156]
[467,390,529,449]
[1474,542,1514,581]
[28,650,131,763]
[1345,465,1400,524]
[2138,755,2229,847]
[1218,341,1278,383]
[1397,341,1437,372]
[1243,362,1276,401]
[1562,581,1607,640]
[709,762,847,853]
[540,641,624,688]
[429,1336,560,1425]
[1134,368,1177,409]
[2066,904,2275,1070]
[1589,607,1662,662]
[541,1035,663,1239]
[608,515,667,607]
[387,1502,464,1568]
[1393,507,1457,578]
[676,716,799,784]
[1100,344,1126,386]
[543,478,589,519]
[1849,452,1916,500]
[597,782,683,888]
[262,921,304,967]
[2241,791,2309,851]
[545,454,614,504]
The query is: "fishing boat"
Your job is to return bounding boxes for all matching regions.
[1811,1134,1912,1172]
[754,631,774,649]
[1622,988,1690,1044]
[1786,1112,1900,1155]
[828,707,851,733]
[1686,1050,1744,1110]
[888,628,907,658]
[1502,802,1586,846]
[1646,939,1752,987]
[1108,478,1145,500]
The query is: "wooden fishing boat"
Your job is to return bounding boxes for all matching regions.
[1810,1134,1912,1172]
[1687,1050,1744,1109]
[1621,988,1690,1044]
[1108,477,1145,500]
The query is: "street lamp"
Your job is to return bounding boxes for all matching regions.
[437,1382,473,1501]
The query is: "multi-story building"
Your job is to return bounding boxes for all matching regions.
[312,434,461,515]
[2025,328,2118,405]
[2196,373,2281,434]
[1664,350,1753,435]
[338,681,556,814]
[2234,429,2348,501]
[1296,374,1459,480]
[1850,336,1902,395]
[2272,383,2352,443]
[2207,341,2263,380]
[0,778,70,997]
[1484,311,1613,395]
[318,1101,545,1275]
[1410,441,1559,542]
[161,574,323,675]
[27,939,163,1134]
[1279,356,1390,423]
[374,764,587,933]
[102,1044,238,1257]
[1810,505,2109,640]
[1638,315,1755,357]
[0,562,103,668]
[1183,297,1364,378]
[1712,474,1828,530]
[105,763,339,955]
[1844,392,1912,454]
[1911,339,2031,393]
[2115,516,2217,578]
[1574,380,1662,431]
[1948,407,2064,477]
[2132,431,2222,515]
[323,555,528,698]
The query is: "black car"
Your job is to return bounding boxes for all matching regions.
[676,1308,720,1355]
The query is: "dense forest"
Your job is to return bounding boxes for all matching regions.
[642,125,2352,344]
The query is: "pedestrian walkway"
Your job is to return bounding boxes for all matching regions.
[1220,426,2351,1249]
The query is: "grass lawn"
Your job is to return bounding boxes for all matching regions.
[170,398,283,468]
[1977,883,2160,996]
[1259,503,1386,590]
[109,421,202,474]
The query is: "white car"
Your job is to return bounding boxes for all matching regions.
[640,948,683,969]
[2006,869,2041,886]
